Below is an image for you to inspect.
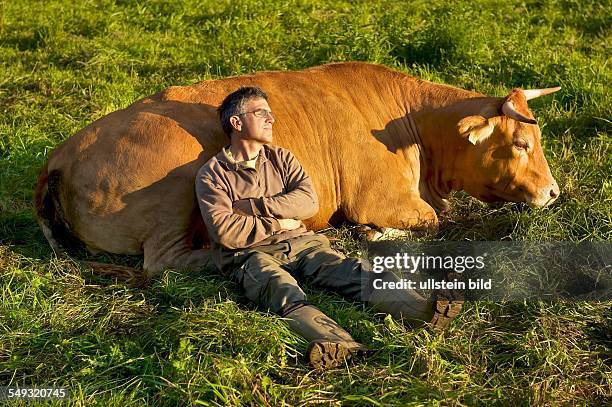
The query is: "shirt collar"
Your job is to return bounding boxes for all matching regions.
[217,144,269,171]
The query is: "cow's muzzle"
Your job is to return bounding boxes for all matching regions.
[526,180,560,207]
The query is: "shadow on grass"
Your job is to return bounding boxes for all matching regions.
[585,308,612,355]
[0,211,53,259]
[436,211,520,241]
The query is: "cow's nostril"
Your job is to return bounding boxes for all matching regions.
[550,189,558,198]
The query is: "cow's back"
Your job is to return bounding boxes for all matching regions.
[44,62,413,253]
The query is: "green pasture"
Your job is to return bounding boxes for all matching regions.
[0,0,610,405]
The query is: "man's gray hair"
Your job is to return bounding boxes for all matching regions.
[218,86,269,136]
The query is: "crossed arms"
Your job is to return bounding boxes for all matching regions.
[196,151,319,250]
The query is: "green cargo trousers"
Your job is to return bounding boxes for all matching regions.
[228,233,366,314]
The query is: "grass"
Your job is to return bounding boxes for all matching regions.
[0,0,610,405]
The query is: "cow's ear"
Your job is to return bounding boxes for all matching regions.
[457,115,494,145]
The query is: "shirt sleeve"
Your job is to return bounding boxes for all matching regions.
[250,149,319,220]
[196,175,283,250]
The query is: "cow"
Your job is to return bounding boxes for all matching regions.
[34,62,560,278]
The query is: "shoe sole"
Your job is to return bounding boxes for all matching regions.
[307,342,370,370]
[429,300,463,330]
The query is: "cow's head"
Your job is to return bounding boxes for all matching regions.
[457,88,560,207]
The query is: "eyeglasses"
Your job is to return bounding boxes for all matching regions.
[237,108,274,119]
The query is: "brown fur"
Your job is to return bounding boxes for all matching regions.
[34,62,559,277]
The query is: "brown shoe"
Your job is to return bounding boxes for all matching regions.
[367,271,463,330]
[429,299,463,330]
[282,302,370,370]
[429,277,464,330]
[307,340,370,370]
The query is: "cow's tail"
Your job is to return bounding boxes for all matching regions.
[33,162,75,254]
[33,163,146,285]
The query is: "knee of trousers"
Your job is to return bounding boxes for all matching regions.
[234,252,306,313]
[298,247,356,274]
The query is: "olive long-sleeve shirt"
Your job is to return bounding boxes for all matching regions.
[195,144,319,271]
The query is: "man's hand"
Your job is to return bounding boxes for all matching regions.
[232,199,254,216]
[278,218,302,231]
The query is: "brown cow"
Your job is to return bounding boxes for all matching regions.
[34,62,560,277]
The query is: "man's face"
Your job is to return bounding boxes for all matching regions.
[234,98,274,143]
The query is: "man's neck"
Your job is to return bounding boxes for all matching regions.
[229,138,263,162]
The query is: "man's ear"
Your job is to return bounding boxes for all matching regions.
[230,116,242,132]
[457,115,494,145]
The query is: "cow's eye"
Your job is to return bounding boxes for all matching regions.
[513,139,529,150]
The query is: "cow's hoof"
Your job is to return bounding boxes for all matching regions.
[358,226,412,241]
[380,227,412,240]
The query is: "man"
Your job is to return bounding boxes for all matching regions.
[195,87,461,370]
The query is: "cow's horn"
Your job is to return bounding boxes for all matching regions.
[523,86,562,101]
[502,100,538,125]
